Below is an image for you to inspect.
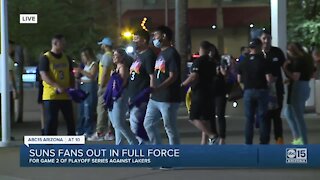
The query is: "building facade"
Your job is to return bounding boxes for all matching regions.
[119,0,270,57]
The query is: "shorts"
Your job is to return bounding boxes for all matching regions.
[189,93,215,121]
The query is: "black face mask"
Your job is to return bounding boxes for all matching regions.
[132,42,139,51]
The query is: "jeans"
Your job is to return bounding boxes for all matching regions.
[143,99,180,145]
[215,95,227,139]
[243,89,269,144]
[77,82,97,136]
[108,89,138,145]
[129,102,149,143]
[285,81,310,144]
[43,100,75,135]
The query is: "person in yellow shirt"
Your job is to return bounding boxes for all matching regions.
[87,37,114,141]
[39,34,75,135]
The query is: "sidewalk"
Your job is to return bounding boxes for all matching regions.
[2,88,320,145]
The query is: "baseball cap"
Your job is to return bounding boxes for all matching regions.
[97,37,112,46]
[249,38,262,48]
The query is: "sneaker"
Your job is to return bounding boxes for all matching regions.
[276,137,284,144]
[87,132,104,141]
[104,132,115,141]
[292,138,303,145]
[76,132,90,138]
[83,133,89,138]
[208,136,219,145]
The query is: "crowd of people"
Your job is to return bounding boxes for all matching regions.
[33,26,316,145]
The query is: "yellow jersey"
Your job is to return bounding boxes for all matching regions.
[98,51,113,85]
[42,51,71,100]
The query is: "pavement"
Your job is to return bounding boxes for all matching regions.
[0,89,319,180]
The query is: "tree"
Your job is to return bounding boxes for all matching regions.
[287,0,320,48]
[8,0,118,64]
[7,0,117,123]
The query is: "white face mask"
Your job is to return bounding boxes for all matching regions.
[153,39,161,48]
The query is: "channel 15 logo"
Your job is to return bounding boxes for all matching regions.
[286,148,307,164]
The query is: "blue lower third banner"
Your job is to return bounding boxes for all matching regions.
[20,145,320,168]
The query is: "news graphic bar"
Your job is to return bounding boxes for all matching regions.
[21,144,257,168]
[19,136,320,168]
[24,136,85,147]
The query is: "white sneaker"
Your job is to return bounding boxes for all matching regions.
[104,132,115,141]
[87,132,104,141]
[208,136,219,145]
[76,132,88,137]
[83,133,89,138]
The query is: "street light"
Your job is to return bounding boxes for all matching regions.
[123,31,133,38]
[212,25,217,29]
[249,23,254,28]
[126,46,134,54]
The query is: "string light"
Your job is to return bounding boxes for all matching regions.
[141,17,148,31]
